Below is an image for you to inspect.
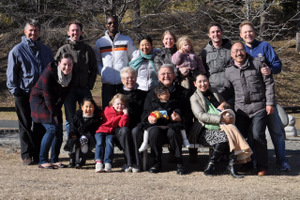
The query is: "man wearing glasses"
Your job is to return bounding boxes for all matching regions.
[221,42,275,176]
[94,16,136,107]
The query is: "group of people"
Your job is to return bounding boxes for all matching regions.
[6,15,291,177]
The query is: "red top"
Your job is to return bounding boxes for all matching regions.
[96,106,129,134]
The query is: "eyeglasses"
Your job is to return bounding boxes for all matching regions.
[159,72,174,76]
[122,76,136,81]
[106,22,115,25]
[232,49,245,54]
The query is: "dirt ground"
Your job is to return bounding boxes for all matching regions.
[0,136,299,200]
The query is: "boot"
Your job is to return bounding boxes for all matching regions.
[227,151,244,178]
[68,153,76,168]
[204,142,227,176]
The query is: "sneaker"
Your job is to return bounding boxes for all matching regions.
[104,163,112,172]
[132,165,141,173]
[138,143,149,152]
[280,162,291,172]
[95,161,103,173]
[121,164,132,172]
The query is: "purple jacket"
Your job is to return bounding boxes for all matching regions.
[172,51,206,73]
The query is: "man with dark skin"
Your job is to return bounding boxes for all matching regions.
[94,16,136,107]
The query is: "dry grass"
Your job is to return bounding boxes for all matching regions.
[0,144,300,200]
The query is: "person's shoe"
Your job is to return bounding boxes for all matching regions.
[75,163,82,169]
[52,162,65,168]
[138,143,149,152]
[149,163,161,173]
[204,162,215,176]
[104,163,112,172]
[279,162,291,172]
[258,170,267,176]
[38,163,54,169]
[95,161,103,173]
[22,158,33,166]
[122,164,132,172]
[132,164,141,173]
[176,163,186,175]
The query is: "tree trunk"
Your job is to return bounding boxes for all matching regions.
[133,0,141,33]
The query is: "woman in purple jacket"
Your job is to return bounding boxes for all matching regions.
[30,53,73,169]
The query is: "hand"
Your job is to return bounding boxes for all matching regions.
[148,115,157,124]
[217,102,228,111]
[266,105,274,115]
[261,63,271,76]
[220,114,234,124]
[123,108,128,115]
[178,67,190,76]
[178,49,184,54]
[171,111,181,122]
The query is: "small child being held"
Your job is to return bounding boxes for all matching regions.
[94,93,129,173]
[172,36,206,91]
[139,84,190,152]
[64,97,101,168]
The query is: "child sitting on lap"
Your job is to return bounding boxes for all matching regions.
[139,84,190,152]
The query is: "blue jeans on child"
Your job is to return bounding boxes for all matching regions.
[94,133,114,164]
[39,123,63,164]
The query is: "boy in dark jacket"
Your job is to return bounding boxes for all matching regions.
[139,84,190,152]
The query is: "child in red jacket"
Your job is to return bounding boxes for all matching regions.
[94,93,129,173]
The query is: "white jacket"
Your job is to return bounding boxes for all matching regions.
[131,49,159,91]
[94,31,136,84]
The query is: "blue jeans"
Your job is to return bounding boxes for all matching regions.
[64,87,92,136]
[236,110,268,170]
[39,123,63,164]
[267,106,288,165]
[94,133,114,164]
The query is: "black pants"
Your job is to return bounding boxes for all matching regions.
[131,126,144,167]
[148,127,183,164]
[235,111,268,170]
[14,94,45,161]
[115,127,134,167]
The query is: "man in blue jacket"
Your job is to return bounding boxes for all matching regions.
[239,21,290,172]
[6,19,53,165]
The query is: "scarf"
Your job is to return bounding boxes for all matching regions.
[204,96,221,130]
[57,65,72,87]
[129,49,155,71]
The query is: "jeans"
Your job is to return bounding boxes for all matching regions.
[236,110,268,170]
[102,83,122,108]
[15,94,45,161]
[94,133,114,164]
[267,106,288,165]
[64,87,92,136]
[39,122,63,164]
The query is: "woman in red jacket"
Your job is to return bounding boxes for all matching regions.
[94,93,129,173]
